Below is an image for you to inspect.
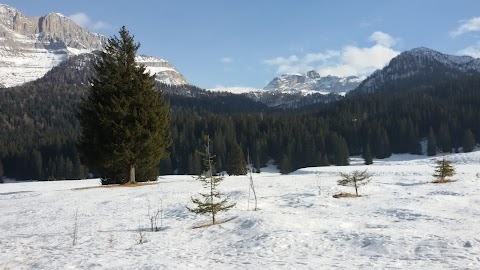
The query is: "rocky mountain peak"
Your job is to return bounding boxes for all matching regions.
[306,70,321,79]
[0,4,187,88]
[264,70,362,94]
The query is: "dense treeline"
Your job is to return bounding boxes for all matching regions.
[166,75,480,174]
[0,63,479,179]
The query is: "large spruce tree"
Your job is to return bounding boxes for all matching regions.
[78,26,171,184]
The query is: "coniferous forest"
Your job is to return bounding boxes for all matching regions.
[0,54,479,180]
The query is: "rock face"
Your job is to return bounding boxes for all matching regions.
[264,70,362,94]
[354,47,480,94]
[135,55,188,85]
[0,4,187,88]
[0,4,106,87]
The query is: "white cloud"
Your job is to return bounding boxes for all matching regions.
[92,21,110,30]
[369,31,397,47]
[69,12,110,31]
[220,57,234,64]
[263,31,400,77]
[457,42,480,58]
[69,12,90,27]
[450,17,480,37]
[263,55,299,66]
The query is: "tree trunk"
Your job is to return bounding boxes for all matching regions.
[129,165,136,184]
[354,179,358,196]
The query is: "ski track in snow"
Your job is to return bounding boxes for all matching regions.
[1,152,480,269]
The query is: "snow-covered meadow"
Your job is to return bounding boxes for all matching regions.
[1,152,480,269]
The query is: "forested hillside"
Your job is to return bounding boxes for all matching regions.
[1,54,479,179]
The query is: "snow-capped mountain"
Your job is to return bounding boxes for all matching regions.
[0,4,187,88]
[264,70,362,95]
[354,47,480,94]
[207,71,361,107]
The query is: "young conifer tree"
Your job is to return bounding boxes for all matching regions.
[78,26,171,184]
[187,135,236,225]
[338,170,371,196]
[432,158,455,183]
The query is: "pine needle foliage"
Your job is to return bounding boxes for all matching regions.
[432,158,455,183]
[187,135,236,225]
[338,170,371,196]
[78,26,171,184]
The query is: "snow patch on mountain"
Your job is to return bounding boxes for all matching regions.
[208,86,262,94]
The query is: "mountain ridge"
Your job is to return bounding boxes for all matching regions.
[353,47,480,94]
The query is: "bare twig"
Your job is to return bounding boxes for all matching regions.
[247,150,258,211]
[65,208,79,245]
[147,199,163,232]
[315,174,322,195]
[136,221,147,244]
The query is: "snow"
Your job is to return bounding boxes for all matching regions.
[0,47,68,87]
[1,151,480,269]
[208,86,264,94]
[67,47,93,56]
[135,55,168,63]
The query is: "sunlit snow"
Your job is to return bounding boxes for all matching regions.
[1,151,480,268]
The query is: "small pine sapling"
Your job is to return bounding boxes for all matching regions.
[432,158,456,183]
[336,170,371,197]
[187,135,236,225]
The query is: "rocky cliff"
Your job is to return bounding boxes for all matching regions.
[0,4,187,88]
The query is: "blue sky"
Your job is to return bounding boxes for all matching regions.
[3,0,480,88]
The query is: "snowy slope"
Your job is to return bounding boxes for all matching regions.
[1,151,480,269]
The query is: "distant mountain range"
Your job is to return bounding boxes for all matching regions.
[2,3,480,108]
[264,70,362,95]
[0,4,187,88]
[353,47,480,94]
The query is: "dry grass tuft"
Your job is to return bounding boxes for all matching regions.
[192,216,237,229]
[333,192,363,198]
[431,179,457,184]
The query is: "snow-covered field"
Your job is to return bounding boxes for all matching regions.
[1,152,480,269]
